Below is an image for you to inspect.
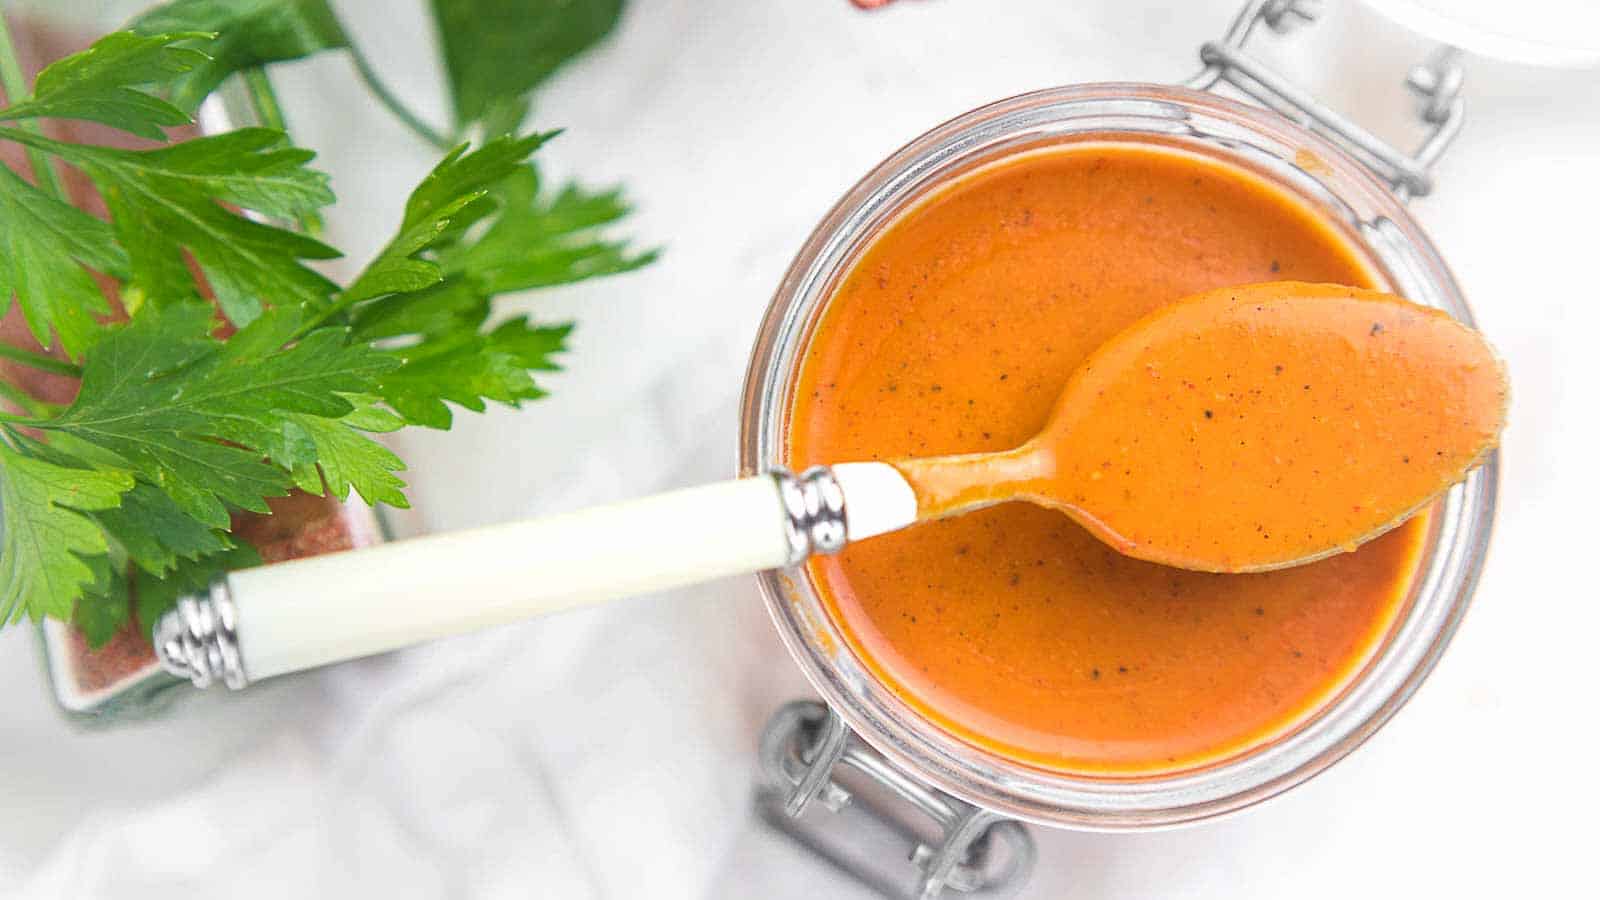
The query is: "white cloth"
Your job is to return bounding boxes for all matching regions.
[3,1,1597,897]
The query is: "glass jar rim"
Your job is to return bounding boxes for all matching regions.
[738,82,1498,829]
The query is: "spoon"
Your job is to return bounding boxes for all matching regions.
[154,282,1508,689]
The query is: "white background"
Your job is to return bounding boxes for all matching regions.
[2,1,1597,897]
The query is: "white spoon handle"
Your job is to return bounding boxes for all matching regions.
[153,463,916,687]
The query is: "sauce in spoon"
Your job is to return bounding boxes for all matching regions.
[894,281,1507,573]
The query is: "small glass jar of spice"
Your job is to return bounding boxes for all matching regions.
[35,493,388,722]
[0,12,393,724]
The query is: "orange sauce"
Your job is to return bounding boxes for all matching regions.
[787,141,1437,774]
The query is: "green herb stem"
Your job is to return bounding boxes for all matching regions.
[0,340,81,377]
[242,67,288,132]
[0,12,67,200]
[344,41,452,150]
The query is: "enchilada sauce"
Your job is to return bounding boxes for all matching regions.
[787,142,1444,774]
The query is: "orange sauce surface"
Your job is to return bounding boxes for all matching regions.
[787,141,1434,774]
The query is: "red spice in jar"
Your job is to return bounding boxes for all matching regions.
[63,619,156,693]
[60,491,382,695]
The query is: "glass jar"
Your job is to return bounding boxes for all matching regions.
[738,79,1497,838]
[1,14,400,724]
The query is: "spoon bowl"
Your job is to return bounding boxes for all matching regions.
[893,282,1508,572]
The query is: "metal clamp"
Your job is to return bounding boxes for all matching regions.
[773,466,850,567]
[1186,0,1464,199]
[757,700,1035,900]
[152,577,249,690]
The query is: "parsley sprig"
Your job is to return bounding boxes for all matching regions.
[0,5,648,642]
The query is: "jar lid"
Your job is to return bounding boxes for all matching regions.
[1363,0,1600,67]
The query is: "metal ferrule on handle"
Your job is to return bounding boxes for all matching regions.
[153,580,246,690]
[153,465,895,690]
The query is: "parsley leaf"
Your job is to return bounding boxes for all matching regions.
[485,316,570,371]
[134,541,262,635]
[41,304,396,528]
[342,135,649,429]
[340,134,551,306]
[375,329,541,429]
[371,317,570,429]
[443,166,656,292]
[130,0,350,113]
[0,31,206,140]
[74,561,132,648]
[348,276,484,343]
[430,0,625,127]
[0,443,135,624]
[95,481,231,577]
[287,395,409,508]
[0,165,126,359]
[0,126,338,323]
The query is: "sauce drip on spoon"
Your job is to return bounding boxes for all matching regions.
[893,281,1508,573]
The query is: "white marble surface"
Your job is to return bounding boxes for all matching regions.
[2,1,1598,897]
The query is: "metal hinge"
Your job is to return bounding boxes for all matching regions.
[1186,0,1465,199]
[756,700,1035,900]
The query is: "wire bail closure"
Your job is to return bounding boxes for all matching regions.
[1186,0,1465,200]
[758,700,1036,900]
